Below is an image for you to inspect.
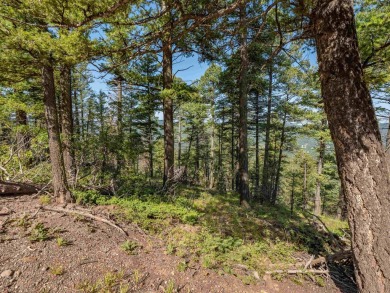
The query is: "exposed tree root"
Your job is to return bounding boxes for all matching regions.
[265,269,329,275]
[41,206,128,236]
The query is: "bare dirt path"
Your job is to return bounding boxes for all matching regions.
[0,195,343,293]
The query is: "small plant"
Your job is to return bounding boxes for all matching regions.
[177,261,188,272]
[166,243,176,255]
[50,265,64,276]
[132,269,141,285]
[103,272,123,288]
[77,272,127,293]
[165,280,176,293]
[56,237,70,247]
[39,195,51,205]
[16,215,31,230]
[120,240,139,255]
[29,223,50,242]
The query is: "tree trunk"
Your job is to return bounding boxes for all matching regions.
[336,187,347,221]
[302,160,307,210]
[73,89,80,136]
[42,65,73,203]
[209,98,216,189]
[218,106,226,191]
[162,8,174,188]
[59,65,76,187]
[314,125,325,216]
[148,113,154,178]
[254,90,260,200]
[231,103,235,191]
[237,4,250,205]
[261,65,273,204]
[16,109,29,150]
[271,109,287,204]
[290,173,295,217]
[386,114,390,155]
[313,1,390,291]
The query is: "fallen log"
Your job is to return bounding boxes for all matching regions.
[0,181,39,195]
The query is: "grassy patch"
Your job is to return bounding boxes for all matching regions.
[120,240,139,255]
[74,186,348,282]
[29,223,51,242]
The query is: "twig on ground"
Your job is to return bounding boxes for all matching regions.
[304,255,315,269]
[29,207,41,219]
[41,206,128,236]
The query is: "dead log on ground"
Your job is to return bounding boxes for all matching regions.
[0,181,39,195]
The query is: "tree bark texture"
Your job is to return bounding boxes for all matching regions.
[313,1,390,291]
[42,65,73,203]
[237,4,250,205]
[59,65,76,187]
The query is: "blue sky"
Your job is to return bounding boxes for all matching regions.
[89,54,208,93]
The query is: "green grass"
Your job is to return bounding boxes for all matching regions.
[29,223,51,242]
[74,186,348,280]
[120,240,139,255]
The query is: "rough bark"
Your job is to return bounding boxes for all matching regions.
[313,1,390,291]
[59,65,76,187]
[237,4,250,205]
[42,65,73,203]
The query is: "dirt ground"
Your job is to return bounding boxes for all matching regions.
[0,195,348,293]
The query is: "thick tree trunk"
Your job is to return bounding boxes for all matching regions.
[313,1,390,291]
[59,65,76,187]
[237,4,250,205]
[261,65,273,204]
[42,65,73,203]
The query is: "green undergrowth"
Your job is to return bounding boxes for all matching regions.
[74,186,348,280]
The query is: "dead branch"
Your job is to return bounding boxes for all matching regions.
[41,206,128,236]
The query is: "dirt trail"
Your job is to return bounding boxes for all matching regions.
[0,195,341,293]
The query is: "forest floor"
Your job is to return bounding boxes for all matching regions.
[0,191,356,293]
